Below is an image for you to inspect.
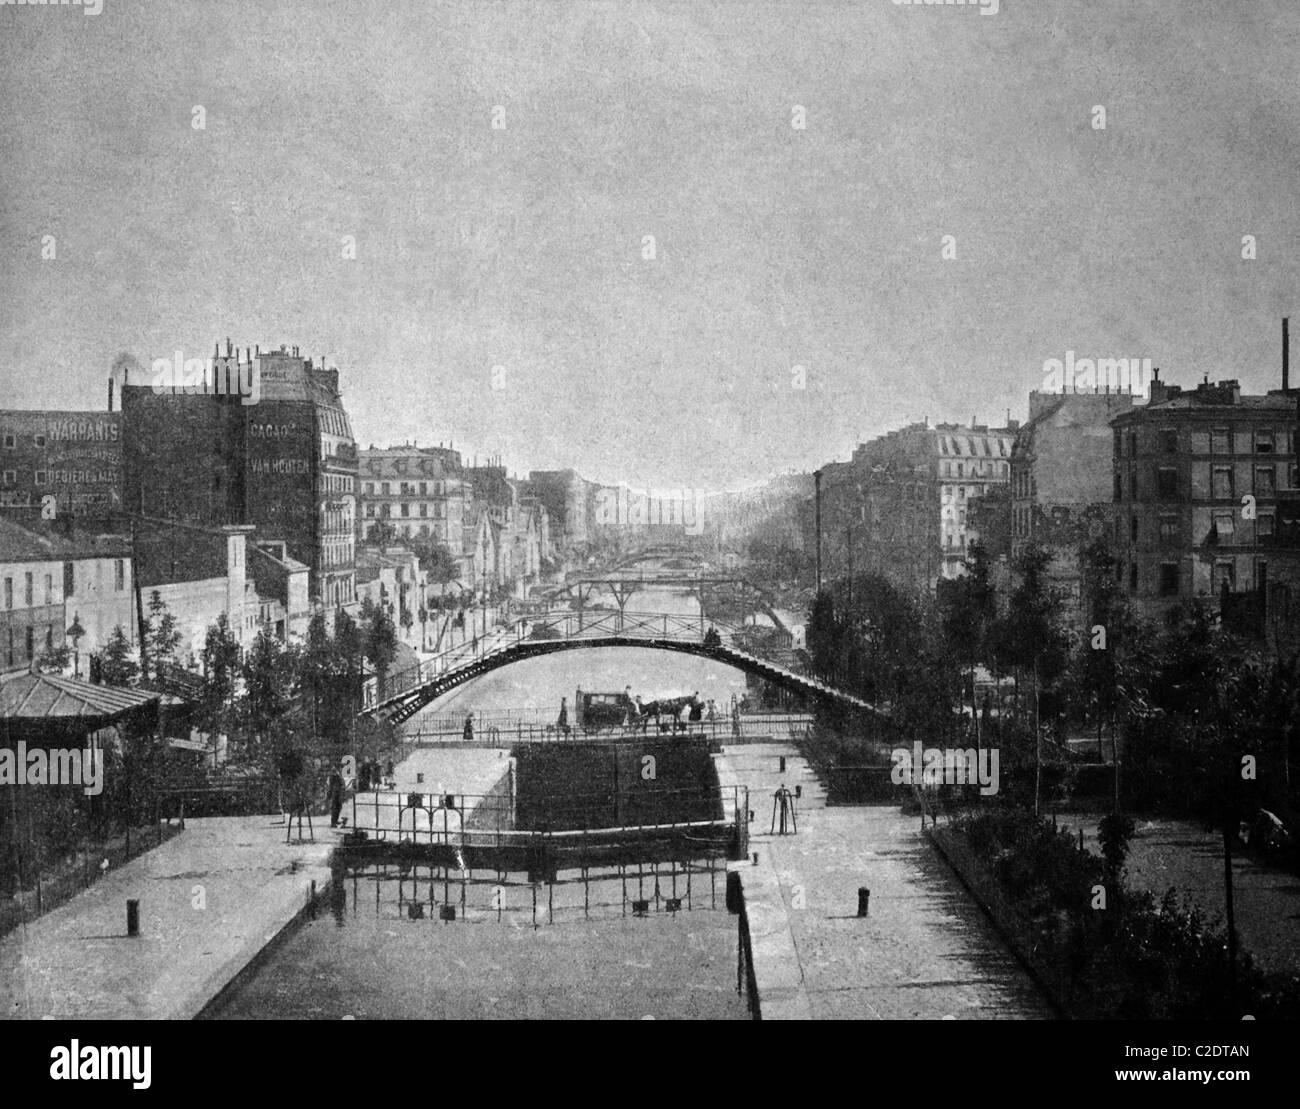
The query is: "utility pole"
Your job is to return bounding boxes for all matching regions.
[814,469,823,596]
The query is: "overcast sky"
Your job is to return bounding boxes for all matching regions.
[2,0,1299,490]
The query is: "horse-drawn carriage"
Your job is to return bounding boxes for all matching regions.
[575,687,704,735]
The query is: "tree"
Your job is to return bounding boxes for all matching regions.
[34,642,72,674]
[241,627,297,762]
[145,590,182,682]
[99,626,139,687]
[199,613,241,764]
[360,595,398,697]
[365,520,399,547]
[414,539,457,583]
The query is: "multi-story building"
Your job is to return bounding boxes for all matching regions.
[526,469,592,550]
[1009,389,1137,618]
[0,519,133,676]
[121,341,358,615]
[0,409,122,520]
[1111,373,1300,634]
[357,444,467,549]
[822,420,1017,591]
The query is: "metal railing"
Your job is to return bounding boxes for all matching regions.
[402,715,815,747]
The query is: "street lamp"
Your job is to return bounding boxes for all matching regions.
[481,531,490,641]
[66,614,85,678]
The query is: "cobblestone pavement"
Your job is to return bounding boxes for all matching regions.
[0,815,335,1020]
[717,745,1054,1020]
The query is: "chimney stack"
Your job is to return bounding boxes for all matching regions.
[1284,317,1290,392]
[107,378,114,412]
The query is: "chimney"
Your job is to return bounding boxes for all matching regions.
[107,377,114,412]
[1284,317,1290,391]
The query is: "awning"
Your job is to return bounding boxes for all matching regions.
[1,670,161,722]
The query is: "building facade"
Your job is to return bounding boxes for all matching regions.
[1110,374,1300,634]
[822,420,1016,591]
[121,341,358,614]
[0,410,123,520]
[0,519,133,676]
[357,444,467,550]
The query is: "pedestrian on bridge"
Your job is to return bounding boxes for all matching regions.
[464,711,475,742]
[558,697,570,737]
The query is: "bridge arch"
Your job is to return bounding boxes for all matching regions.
[363,635,884,729]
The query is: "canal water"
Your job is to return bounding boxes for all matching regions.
[211,578,752,1020]
[208,864,746,1020]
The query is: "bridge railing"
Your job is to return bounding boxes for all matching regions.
[371,609,772,709]
[402,715,816,746]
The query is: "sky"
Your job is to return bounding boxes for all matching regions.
[2,0,1299,491]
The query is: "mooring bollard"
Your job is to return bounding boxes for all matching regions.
[127,899,140,937]
[857,888,870,917]
[752,851,759,866]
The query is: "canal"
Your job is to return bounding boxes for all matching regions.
[210,578,754,1020]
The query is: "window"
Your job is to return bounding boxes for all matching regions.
[1129,468,1138,499]
[34,470,48,485]
[1255,466,1275,496]
[1114,472,1123,501]
[3,578,9,608]
[1156,468,1178,499]
[1256,429,1274,454]
[1,433,13,449]
[1161,428,1178,453]
[1213,561,1235,594]
[114,559,124,591]
[1212,511,1235,542]
[1128,431,1138,457]
[1159,515,1177,543]
[43,573,52,605]
[1114,429,1123,458]
[1210,428,1230,454]
[1128,515,1138,542]
[2,471,13,485]
[24,572,33,606]
[1158,563,1180,597]
[1129,563,1139,591]
[420,503,428,517]
[400,503,409,517]
[34,434,46,448]
[25,627,34,662]
[45,625,53,651]
[365,503,375,517]
[1212,466,1234,499]
[5,629,11,668]
[381,482,390,495]
[1258,512,1276,540]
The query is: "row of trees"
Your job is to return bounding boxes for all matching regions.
[805,541,1297,824]
[72,593,401,773]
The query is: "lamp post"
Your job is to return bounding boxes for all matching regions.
[481,531,489,642]
[66,614,85,678]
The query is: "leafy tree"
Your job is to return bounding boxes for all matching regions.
[99,626,139,687]
[361,595,398,697]
[365,520,399,547]
[414,540,457,583]
[145,590,182,681]
[34,642,72,674]
[199,612,241,762]
[240,627,297,762]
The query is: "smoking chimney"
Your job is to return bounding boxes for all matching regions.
[1284,317,1290,392]
[107,378,114,412]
